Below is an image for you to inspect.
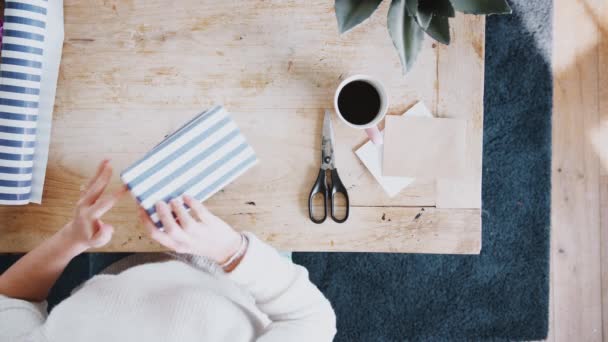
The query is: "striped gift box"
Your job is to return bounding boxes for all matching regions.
[0,0,49,205]
[121,106,258,228]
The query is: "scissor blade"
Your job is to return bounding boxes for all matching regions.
[321,110,335,169]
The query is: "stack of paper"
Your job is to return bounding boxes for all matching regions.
[355,102,467,197]
[383,116,466,178]
[355,102,432,197]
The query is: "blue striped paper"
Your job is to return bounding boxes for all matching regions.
[0,0,48,205]
[121,106,258,228]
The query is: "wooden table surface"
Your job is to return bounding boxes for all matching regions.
[0,0,484,253]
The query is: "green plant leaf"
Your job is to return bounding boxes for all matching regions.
[419,0,455,18]
[416,11,433,29]
[335,0,384,34]
[423,15,450,44]
[405,0,432,30]
[388,0,425,74]
[405,0,418,16]
[449,0,512,15]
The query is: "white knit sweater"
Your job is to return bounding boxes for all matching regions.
[0,233,336,341]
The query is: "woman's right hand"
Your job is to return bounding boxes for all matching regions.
[62,159,127,252]
[139,195,242,264]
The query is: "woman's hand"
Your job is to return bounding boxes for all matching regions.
[60,159,127,252]
[139,195,242,264]
[0,160,126,301]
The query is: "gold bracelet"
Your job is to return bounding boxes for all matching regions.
[221,233,249,272]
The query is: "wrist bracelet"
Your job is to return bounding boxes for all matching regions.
[220,233,249,272]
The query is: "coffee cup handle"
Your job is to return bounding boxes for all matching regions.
[365,126,383,145]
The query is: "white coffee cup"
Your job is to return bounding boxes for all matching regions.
[333,74,388,145]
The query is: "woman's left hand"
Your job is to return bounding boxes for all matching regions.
[60,159,127,252]
[139,195,242,264]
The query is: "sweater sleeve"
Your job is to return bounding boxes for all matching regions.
[227,233,336,342]
[0,294,47,340]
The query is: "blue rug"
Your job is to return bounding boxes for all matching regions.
[293,1,553,341]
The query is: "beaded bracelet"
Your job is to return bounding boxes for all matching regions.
[221,233,249,272]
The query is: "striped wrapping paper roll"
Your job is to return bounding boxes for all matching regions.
[121,106,258,228]
[0,0,48,205]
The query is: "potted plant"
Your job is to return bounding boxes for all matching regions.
[335,0,512,73]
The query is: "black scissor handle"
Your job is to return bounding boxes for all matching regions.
[308,168,328,224]
[329,168,349,223]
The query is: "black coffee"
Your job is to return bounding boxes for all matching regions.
[337,80,381,125]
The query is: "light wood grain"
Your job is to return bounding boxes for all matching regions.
[435,15,484,209]
[0,201,481,253]
[599,176,608,342]
[547,255,556,342]
[0,0,484,253]
[599,2,608,340]
[551,0,605,340]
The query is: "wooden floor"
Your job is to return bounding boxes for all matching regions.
[551,0,607,340]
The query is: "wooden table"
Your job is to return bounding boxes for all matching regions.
[0,1,484,253]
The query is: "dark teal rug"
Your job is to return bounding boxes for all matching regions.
[293,1,553,341]
[0,0,551,340]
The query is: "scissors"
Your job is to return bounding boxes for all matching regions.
[308,110,350,224]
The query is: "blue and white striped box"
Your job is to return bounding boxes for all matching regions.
[121,106,258,228]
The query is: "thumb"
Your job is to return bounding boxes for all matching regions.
[90,219,114,248]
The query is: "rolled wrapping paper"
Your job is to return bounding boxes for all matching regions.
[121,106,258,228]
[0,0,63,205]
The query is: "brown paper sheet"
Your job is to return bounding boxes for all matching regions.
[382,116,467,179]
